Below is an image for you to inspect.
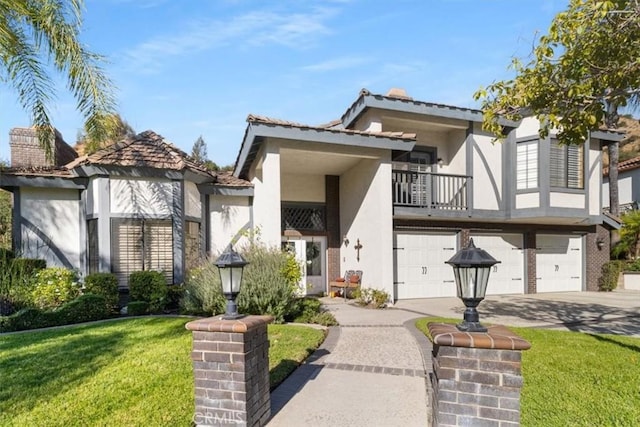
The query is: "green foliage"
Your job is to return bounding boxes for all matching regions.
[599,261,624,291]
[3,0,116,157]
[31,268,80,310]
[0,257,47,314]
[128,271,167,313]
[352,287,390,308]
[166,285,184,311]
[180,262,226,316]
[281,251,303,288]
[83,273,119,310]
[127,301,150,316]
[614,210,640,259]
[0,190,12,250]
[290,297,338,326]
[476,0,640,144]
[0,294,112,332]
[236,243,301,323]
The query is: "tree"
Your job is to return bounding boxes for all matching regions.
[191,135,219,171]
[75,113,135,154]
[0,0,115,158]
[475,0,640,218]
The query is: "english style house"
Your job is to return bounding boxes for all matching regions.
[1,88,622,299]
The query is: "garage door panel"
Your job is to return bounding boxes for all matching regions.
[470,234,525,295]
[395,233,457,299]
[536,234,582,292]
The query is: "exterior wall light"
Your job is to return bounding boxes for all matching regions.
[343,235,350,247]
[445,239,500,333]
[596,237,605,251]
[214,245,248,320]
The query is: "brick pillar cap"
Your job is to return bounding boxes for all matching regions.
[185,315,273,333]
[428,322,531,350]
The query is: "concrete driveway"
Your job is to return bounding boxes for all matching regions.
[393,289,640,337]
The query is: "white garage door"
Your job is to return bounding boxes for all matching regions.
[394,232,458,299]
[536,234,583,292]
[470,234,525,295]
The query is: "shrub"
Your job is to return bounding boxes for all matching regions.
[127,301,150,316]
[129,271,167,313]
[236,243,301,323]
[599,260,624,291]
[84,273,119,310]
[31,268,80,310]
[0,307,52,332]
[166,285,184,311]
[180,263,226,316]
[52,294,112,324]
[291,298,338,326]
[0,294,112,332]
[0,257,46,313]
[353,287,390,308]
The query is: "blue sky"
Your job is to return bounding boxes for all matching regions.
[1,0,567,167]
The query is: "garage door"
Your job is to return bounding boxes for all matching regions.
[394,232,458,299]
[536,234,583,292]
[470,234,525,295]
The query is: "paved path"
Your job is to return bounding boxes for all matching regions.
[268,299,432,427]
[267,290,640,426]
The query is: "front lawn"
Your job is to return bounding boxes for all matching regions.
[0,317,325,426]
[416,318,640,426]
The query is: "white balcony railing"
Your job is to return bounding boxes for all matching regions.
[392,170,470,211]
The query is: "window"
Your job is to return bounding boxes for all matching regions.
[281,203,326,231]
[550,139,584,189]
[185,221,201,270]
[111,219,173,288]
[516,141,538,190]
[87,219,98,274]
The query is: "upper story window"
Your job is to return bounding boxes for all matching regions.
[516,140,538,190]
[550,139,584,189]
[393,148,436,172]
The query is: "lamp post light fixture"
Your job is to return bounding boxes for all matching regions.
[445,239,500,333]
[214,245,249,320]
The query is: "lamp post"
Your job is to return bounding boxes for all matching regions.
[214,245,248,320]
[445,239,500,333]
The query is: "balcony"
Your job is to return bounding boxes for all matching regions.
[392,170,471,213]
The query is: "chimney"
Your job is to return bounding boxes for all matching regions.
[9,128,78,168]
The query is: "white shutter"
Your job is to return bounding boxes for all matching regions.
[111,219,143,288]
[516,141,538,190]
[144,220,173,284]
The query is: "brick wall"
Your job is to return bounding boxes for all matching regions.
[586,225,610,291]
[9,127,77,167]
[326,175,341,285]
[524,231,537,294]
[186,316,272,427]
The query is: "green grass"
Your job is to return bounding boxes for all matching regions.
[0,317,325,426]
[416,318,640,426]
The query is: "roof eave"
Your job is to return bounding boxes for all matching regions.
[234,121,416,180]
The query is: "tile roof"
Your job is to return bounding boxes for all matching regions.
[603,155,640,176]
[214,170,253,187]
[65,130,210,174]
[1,166,73,178]
[247,114,417,140]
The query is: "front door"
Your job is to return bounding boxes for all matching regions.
[282,236,326,296]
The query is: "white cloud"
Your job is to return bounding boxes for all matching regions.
[122,7,337,72]
[300,56,372,72]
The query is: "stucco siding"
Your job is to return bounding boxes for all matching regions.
[603,173,634,208]
[281,173,325,202]
[110,177,173,216]
[20,187,82,271]
[588,139,602,215]
[209,195,252,256]
[516,192,540,209]
[472,133,502,210]
[340,155,394,299]
[185,180,202,218]
[514,117,541,138]
[550,192,585,208]
[250,141,281,248]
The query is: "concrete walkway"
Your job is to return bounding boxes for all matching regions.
[268,299,433,427]
[267,290,640,426]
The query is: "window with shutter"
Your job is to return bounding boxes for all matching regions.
[87,219,99,274]
[111,218,173,288]
[550,139,584,189]
[516,141,538,190]
[185,221,201,270]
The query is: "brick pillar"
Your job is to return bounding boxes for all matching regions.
[326,175,341,289]
[428,323,531,426]
[525,232,537,294]
[185,315,273,427]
